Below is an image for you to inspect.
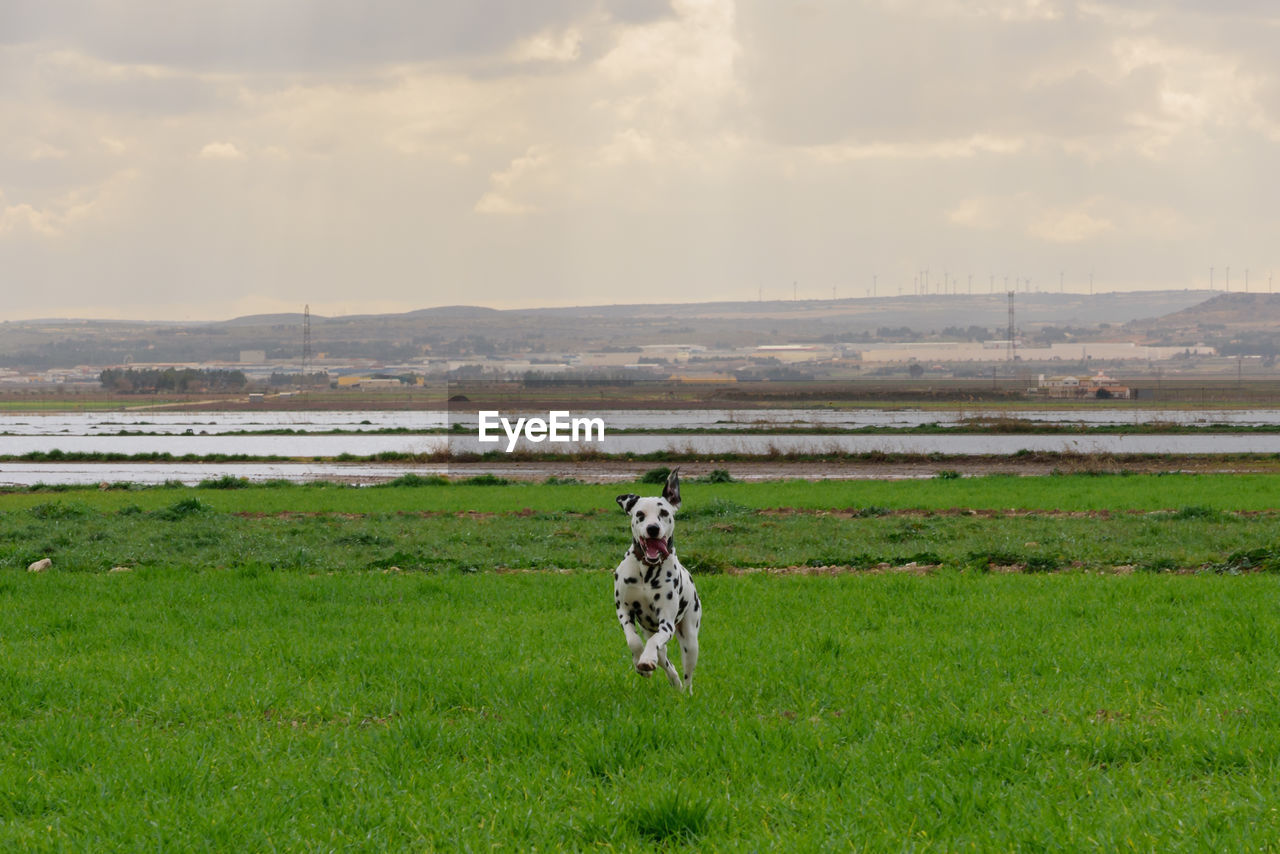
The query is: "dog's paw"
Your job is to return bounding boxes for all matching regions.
[636,660,656,674]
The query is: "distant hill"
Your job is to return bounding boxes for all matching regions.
[402,306,502,319]
[1132,292,1280,333]
[223,313,317,326]
[0,289,1224,369]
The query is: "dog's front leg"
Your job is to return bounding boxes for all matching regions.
[618,613,647,671]
[637,617,676,676]
[615,599,648,673]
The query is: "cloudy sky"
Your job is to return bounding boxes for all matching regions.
[3,0,1278,320]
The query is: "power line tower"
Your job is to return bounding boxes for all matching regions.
[1006,291,1016,363]
[302,305,312,388]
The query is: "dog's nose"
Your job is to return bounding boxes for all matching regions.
[646,524,660,538]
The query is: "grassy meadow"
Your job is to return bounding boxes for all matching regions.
[3,473,1280,849]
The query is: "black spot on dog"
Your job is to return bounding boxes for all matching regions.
[624,576,638,585]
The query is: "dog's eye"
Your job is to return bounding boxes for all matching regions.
[635,512,645,521]
[659,509,669,518]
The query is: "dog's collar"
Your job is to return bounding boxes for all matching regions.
[632,537,674,565]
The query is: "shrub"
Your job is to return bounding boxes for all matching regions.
[380,473,449,488]
[463,474,510,486]
[1023,555,1061,573]
[1172,505,1221,520]
[1139,557,1179,573]
[28,501,93,520]
[152,498,212,520]
[1213,548,1280,575]
[197,475,251,489]
[680,552,730,574]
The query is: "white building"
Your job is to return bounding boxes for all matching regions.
[855,341,1215,364]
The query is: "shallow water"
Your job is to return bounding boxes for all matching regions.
[0,429,1275,459]
[7,407,1280,437]
[3,408,1278,486]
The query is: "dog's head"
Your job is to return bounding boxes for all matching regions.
[616,467,681,565]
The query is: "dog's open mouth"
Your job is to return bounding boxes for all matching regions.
[641,537,670,562]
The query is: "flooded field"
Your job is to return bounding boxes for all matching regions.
[3,408,1280,486]
[0,410,448,435]
[7,407,1280,437]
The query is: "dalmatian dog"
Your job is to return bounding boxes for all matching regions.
[613,468,700,694]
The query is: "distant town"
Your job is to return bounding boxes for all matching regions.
[2,289,1276,400]
[0,333,1222,390]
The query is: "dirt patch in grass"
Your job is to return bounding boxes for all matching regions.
[725,563,938,576]
[754,506,1228,519]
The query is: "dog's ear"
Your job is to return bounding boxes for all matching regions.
[662,467,681,509]
[616,494,640,514]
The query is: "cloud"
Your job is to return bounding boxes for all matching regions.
[0,169,135,238]
[948,193,1195,245]
[474,147,552,215]
[803,135,1025,162]
[199,141,246,160]
[508,26,584,64]
[597,0,741,126]
[27,141,68,160]
[2,0,1280,320]
[947,194,1119,244]
[1027,205,1115,243]
[0,1,671,71]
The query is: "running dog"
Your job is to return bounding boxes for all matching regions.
[612,468,700,693]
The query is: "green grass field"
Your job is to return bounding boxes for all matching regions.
[4,474,1280,849]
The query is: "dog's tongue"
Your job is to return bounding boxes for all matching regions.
[643,537,670,561]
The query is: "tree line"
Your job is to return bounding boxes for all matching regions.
[99,368,248,393]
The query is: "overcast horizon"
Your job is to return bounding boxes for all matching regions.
[4,286,1229,327]
[4,1,1279,322]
